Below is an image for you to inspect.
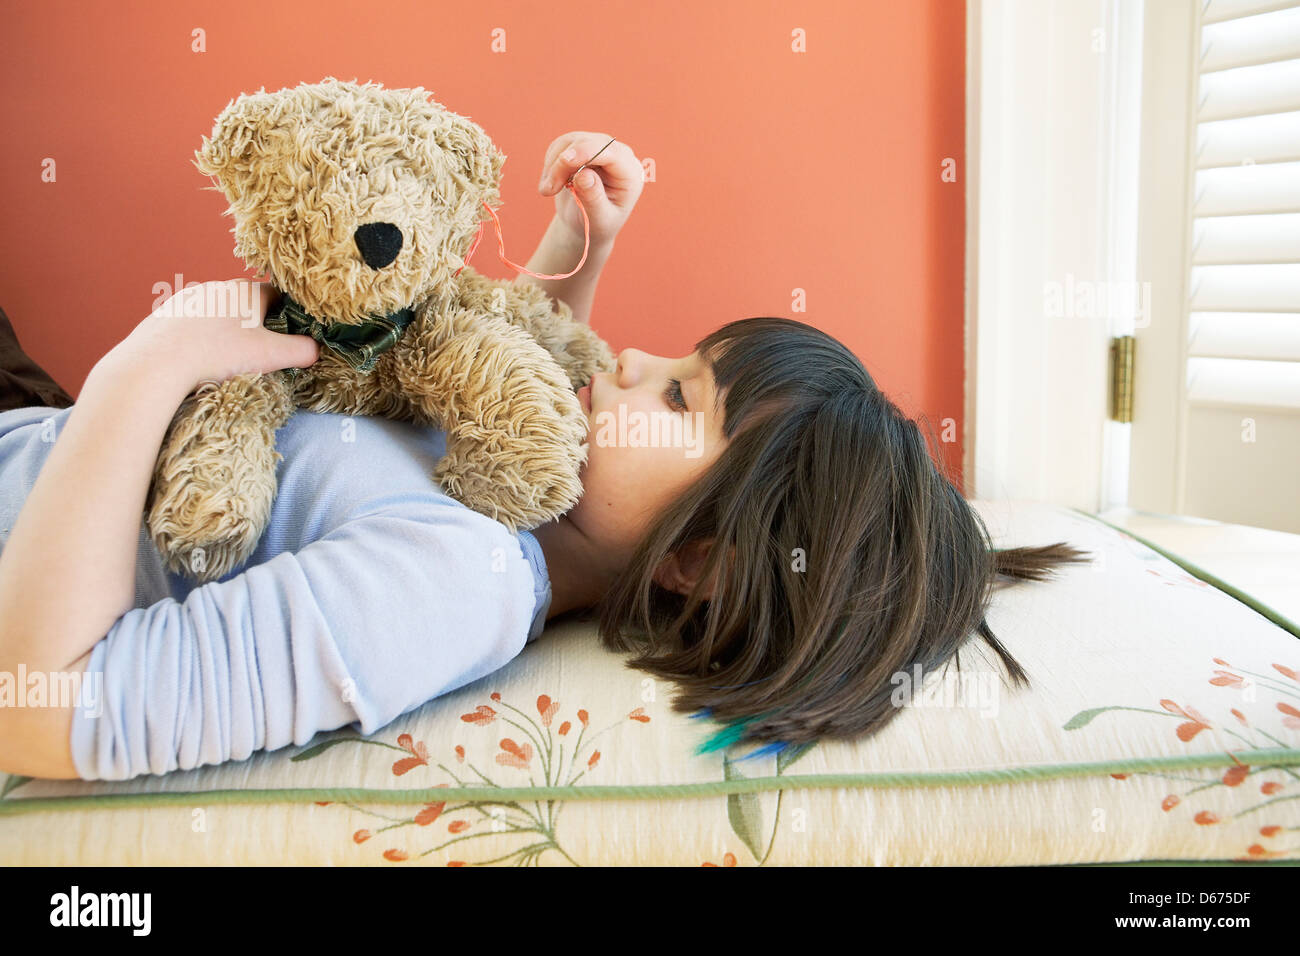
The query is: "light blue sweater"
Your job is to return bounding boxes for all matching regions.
[0,404,552,782]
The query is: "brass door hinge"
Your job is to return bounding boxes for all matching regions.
[1109,335,1134,423]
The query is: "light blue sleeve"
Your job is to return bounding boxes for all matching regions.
[69,499,540,782]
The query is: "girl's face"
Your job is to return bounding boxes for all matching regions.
[569,347,728,558]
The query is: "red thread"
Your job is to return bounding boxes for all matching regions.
[453,178,592,281]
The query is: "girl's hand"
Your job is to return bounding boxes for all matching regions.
[536,132,645,249]
[118,280,320,389]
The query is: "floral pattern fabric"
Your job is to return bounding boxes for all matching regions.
[1,499,1297,865]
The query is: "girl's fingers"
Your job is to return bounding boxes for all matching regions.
[540,132,582,176]
[249,281,317,370]
[539,133,620,195]
[540,134,581,181]
[539,132,592,190]
[283,335,321,369]
[574,164,604,194]
[254,326,319,373]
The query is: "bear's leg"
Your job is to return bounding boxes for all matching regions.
[397,311,590,532]
[470,276,618,390]
[146,372,296,581]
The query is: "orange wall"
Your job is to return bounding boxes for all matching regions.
[0,0,967,480]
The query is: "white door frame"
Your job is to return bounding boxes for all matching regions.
[1128,0,1199,514]
[965,0,1145,511]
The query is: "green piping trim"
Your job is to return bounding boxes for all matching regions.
[1068,507,1300,640]
[4,748,1300,816]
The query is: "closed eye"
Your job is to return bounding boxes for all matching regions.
[664,377,687,412]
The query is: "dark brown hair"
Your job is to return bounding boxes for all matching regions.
[588,317,1092,758]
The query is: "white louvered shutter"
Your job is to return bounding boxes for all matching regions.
[1179,0,1300,531]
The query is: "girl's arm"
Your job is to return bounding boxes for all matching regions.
[2,408,542,782]
[512,214,613,326]
[0,349,192,778]
[0,280,317,777]
[513,132,645,325]
[0,345,195,677]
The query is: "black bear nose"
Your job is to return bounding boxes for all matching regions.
[354,222,403,269]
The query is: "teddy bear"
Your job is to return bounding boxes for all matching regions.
[145,77,617,582]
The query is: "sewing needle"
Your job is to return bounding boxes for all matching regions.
[566,136,617,187]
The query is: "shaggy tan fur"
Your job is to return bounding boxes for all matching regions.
[146,77,616,582]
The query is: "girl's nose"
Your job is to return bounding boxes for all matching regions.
[615,348,643,386]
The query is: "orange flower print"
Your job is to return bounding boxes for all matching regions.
[314,801,331,806]
[1210,670,1244,687]
[1064,680,1299,864]
[416,803,446,826]
[1160,699,1212,742]
[1145,568,1211,590]
[461,704,497,726]
[496,738,534,769]
[1222,764,1250,787]
[702,852,738,867]
[1243,843,1289,860]
[415,784,451,824]
[300,693,657,867]
[1213,658,1230,667]
[393,734,430,776]
[1277,702,1300,730]
[1273,663,1298,682]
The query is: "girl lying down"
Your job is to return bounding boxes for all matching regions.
[0,132,1089,781]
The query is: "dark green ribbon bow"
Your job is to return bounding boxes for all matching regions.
[264,293,416,374]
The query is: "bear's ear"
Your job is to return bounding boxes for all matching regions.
[435,110,506,208]
[192,89,279,194]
